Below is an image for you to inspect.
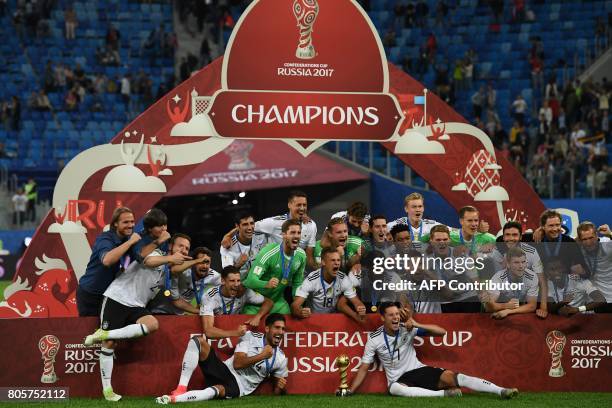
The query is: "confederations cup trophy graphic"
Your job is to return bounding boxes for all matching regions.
[546,330,567,378]
[39,335,60,383]
[293,0,319,59]
[335,354,350,396]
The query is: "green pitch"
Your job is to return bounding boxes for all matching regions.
[7,393,612,408]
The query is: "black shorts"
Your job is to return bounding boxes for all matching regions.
[198,346,240,399]
[76,286,104,317]
[397,366,445,391]
[100,297,151,331]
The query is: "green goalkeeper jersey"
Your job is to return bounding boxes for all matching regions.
[243,242,306,300]
[314,235,364,265]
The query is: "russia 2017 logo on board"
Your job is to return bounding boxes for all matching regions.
[204,0,404,154]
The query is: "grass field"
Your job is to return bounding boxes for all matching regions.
[5,393,612,408]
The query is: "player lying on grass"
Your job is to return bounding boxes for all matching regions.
[169,265,273,397]
[347,302,519,399]
[156,313,288,404]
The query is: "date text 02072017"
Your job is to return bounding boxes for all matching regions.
[0,387,69,401]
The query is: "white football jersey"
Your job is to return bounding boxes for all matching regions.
[148,269,221,314]
[488,243,543,275]
[104,249,166,307]
[581,243,612,302]
[220,234,267,279]
[386,217,439,242]
[255,214,317,249]
[295,269,356,313]
[425,251,478,302]
[361,324,425,386]
[224,331,288,396]
[386,271,442,313]
[199,285,264,316]
[547,276,600,308]
[488,269,539,302]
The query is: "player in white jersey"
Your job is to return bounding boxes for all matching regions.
[347,302,518,399]
[544,258,606,315]
[386,193,441,242]
[489,221,548,318]
[220,213,267,279]
[84,234,201,402]
[148,247,221,315]
[256,190,317,269]
[576,222,612,312]
[292,247,366,323]
[168,265,274,397]
[425,225,481,312]
[156,314,289,404]
[330,201,370,238]
[484,246,539,319]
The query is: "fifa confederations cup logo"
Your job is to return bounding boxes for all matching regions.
[545,330,566,377]
[39,335,60,383]
[293,0,319,59]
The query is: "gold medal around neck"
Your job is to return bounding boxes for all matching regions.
[280,279,288,285]
[371,305,378,312]
[164,290,171,297]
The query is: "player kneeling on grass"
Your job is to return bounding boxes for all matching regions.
[156,313,289,404]
[291,246,366,323]
[84,233,199,402]
[347,302,518,399]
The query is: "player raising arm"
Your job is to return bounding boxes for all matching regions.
[347,302,518,399]
[156,314,289,404]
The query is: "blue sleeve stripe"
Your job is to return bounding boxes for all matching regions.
[416,328,427,336]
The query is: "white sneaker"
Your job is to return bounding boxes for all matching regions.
[501,388,519,399]
[155,395,172,405]
[103,388,122,402]
[84,328,109,346]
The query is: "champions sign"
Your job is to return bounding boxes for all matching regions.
[204,0,404,142]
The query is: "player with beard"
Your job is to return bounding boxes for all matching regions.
[148,247,222,315]
[84,234,200,401]
[168,265,273,397]
[243,219,306,314]
[292,247,366,323]
[222,191,317,271]
[157,314,289,404]
[314,218,365,270]
[387,193,440,242]
[77,207,141,316]
[490,222,548,318]
[576,222,612,312]
[347,302,518,399]
[330,201,370,238]
[220,212,267,279]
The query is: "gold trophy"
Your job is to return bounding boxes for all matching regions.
[335,354,351,397]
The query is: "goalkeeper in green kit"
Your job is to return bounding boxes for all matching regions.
[243,219,306,314]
